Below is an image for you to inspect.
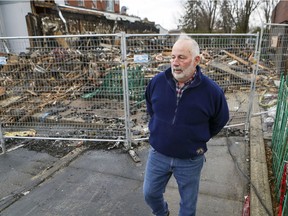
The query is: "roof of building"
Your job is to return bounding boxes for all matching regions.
[57,4,142,23]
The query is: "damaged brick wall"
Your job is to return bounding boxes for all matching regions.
[26,1,159,46]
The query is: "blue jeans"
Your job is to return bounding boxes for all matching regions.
[143,147,205,216]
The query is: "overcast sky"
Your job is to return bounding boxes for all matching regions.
[120,0,185,30]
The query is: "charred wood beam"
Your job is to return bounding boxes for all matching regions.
[208,61,252,82]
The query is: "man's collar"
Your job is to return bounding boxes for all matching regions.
[173,70,197,85]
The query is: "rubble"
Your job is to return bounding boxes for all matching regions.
[0,36,280,142]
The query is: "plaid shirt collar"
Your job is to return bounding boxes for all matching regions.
[174,71,197,100]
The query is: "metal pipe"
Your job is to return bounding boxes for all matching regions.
[55,3,69,34]
[120,32,132,150]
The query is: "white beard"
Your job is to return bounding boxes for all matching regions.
[171,61,196,82]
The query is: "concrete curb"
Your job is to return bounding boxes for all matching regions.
[250,96,273,216]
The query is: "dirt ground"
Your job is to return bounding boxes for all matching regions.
[0,138,112,157]
[1,139,76,157]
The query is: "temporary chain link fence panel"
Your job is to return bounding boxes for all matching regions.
[125,33,259,141]
[257,23,288,112]
[259,23,288,216]
[0,33,259,152]
[259,23,288,76]
[0,34,131,150]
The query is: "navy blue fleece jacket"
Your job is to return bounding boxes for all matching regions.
[145,66,229,159]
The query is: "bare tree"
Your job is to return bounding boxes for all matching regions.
[181,0,263,33]
[219,0,235,33]
[217,0,262,33]
[260,0,278,23]
[180,0,219,33]
[198,0,219,32]
[180,1,201,32]
[229,0,262,33]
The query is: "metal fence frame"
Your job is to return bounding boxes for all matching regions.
[258,22,288,216]
[0,32,260,153]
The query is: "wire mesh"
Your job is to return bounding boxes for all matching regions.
[124,33,259,141]
[260,24,288,76]
[258,24,288,215]
[0,34,127,141]
[0,33,259,147]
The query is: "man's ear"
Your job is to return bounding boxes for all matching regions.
[194,55,201,64]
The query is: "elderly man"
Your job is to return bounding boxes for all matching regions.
[143,34,229,216]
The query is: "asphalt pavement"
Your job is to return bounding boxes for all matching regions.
[0,135,249,216]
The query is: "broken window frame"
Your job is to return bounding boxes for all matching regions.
[92,0,97,9]
[106,0,114,12]
[77,0,84,7]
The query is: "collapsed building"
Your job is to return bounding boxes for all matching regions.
[27,1,159,37]
[0,0,160,53]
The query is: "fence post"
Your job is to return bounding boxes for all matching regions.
[245,31,260,138]
[0,123,6,154]
[120,32,132,150]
